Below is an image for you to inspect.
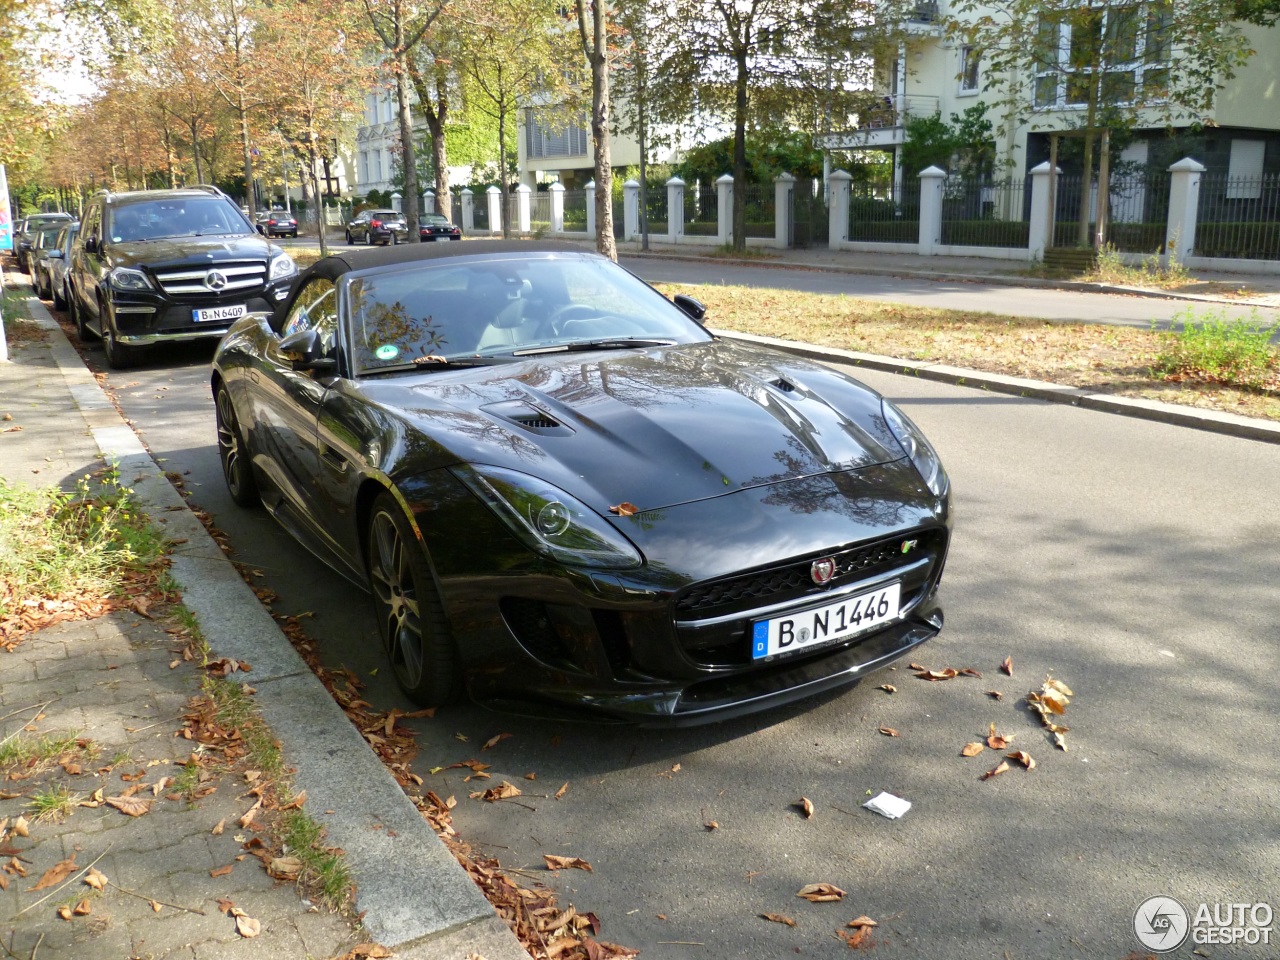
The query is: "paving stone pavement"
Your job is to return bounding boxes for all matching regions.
[0,613,363,960]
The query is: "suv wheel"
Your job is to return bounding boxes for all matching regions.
[52,279,66,311]
[102,312,140,370]
[69,290,90,339]
[367,230,375,246]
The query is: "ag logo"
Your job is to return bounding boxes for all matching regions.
[1134,896,1190,952]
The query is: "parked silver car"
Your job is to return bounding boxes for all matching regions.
[37,221,80,309]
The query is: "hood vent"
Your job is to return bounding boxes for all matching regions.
[770,377,797,393]
[481,400,573,435]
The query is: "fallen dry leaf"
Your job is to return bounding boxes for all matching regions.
[797,797,815,819]
[959,667,983,678]
[73,899,91,916]
[544,854,593,872]
[83,868,108,891]
[1053,731,1068,751]
[840,926,872,948]
[848,916,878,928]
[981,760,1011,781]
[878,725,900,737]
[238,798,262,828]
[29,857,77,891]
[1000,656,1013,676]
[56,904,73,921]
[106,795,152,817]
[210,864,234,878]
[878,684,896,694]
[1006,750,1036,770]
[986,690,1004,700]
[704,819,719,831]
[482,732,513,751]
[151,900,162,912]
[961,742,985,757]
[796,882,845,903]
[12,816,28,837]
[987,723,1014,750]
[211,818,226,836]
[268,856,303,880]
[336,946,394,960]
[915,668,959,681]
[471,781,522,802]
[609,502,639,516]
[235,914,261,938]
[555,782,569,800]
[760,913,796,926]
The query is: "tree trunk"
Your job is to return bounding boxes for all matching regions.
[732,51,749,253]
[395,50,421,242]
[499,99,511,240]
[239,91,255,217]
[1076,62,1102,248]
[308,140,329,257]
[579,0,616,260]
[409,61,453,223]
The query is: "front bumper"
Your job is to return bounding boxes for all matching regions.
[109,285,291,345]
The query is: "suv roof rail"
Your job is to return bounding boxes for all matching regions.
[192,184,228,198]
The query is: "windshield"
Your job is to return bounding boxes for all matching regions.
[107,197,252,242]
[346,254,710,374]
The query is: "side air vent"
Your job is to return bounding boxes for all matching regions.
[770,377,797,393]
[511,412,560,430]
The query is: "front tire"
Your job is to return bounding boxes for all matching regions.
[215,384,260,508]
[366,492,459,707]
[102,313,140,369]
[52,278,66,310]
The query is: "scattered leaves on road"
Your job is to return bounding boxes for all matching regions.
[987,723,1014,750]
[29,857,77,891]
[878,725,900,737]
[1006,750,1036,770]
[878,684,896,694]
[760,913,796,926]
[544,854,593,872]
[481,732,512,751]
[961,742,985,757]
[796,797,815,819]
[980,761,1011,781]
[1000,656,1014,676]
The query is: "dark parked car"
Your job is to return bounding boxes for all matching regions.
[211,241,952,723]
[16,212,73,273]
[419,213,461,241]
[26,222,69,295]
[345,208,406,245]
[254,209,296,238]
[40,222,80,310]
[68,186,297,368]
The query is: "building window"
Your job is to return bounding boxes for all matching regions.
[359,151,369,185]
[525,109,589,160]
[1227,140,1265,200]
[959,46,981,94]
[1033,3,1169,109]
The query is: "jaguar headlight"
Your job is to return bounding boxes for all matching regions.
[269,253,297,282]
[453,465,642,569]
[107,266,152,292]
[882,400,948,497]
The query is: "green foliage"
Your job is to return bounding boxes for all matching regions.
[1152,308,1279,390]
[901,103,995,178]
[676,132,824,185]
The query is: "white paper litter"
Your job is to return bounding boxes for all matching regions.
[863,791,911,819]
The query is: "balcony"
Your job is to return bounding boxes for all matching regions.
[815,96,941,151]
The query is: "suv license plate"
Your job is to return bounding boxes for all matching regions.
[751,582,901,660]
[193,305,246,323]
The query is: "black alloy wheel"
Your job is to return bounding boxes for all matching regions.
[215,384,260,508]
[101,307,139,370]
[366,491,459,707]
[68,289,88,339]
[52,278,66,311]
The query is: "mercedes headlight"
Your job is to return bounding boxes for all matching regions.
[107,266,152,292]
[882,400,948,497]
[453,465,642,569]
[269,253,297,282]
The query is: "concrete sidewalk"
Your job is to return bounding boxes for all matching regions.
[0,280,527,959]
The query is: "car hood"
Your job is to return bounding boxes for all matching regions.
[107,235,274,269]
[371,339,905,512]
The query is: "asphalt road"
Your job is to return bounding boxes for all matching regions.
[620,255,1280,330]
[76,281,1280,958]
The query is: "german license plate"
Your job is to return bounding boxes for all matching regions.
[751,582,901,660]
[193,304,246,323]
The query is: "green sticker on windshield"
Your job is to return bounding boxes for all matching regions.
[375,344,399,361]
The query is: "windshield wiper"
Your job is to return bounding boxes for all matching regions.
[512,338,677,356]
[364,356,507,375]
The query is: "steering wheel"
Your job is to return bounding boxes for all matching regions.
[543,303,602,337]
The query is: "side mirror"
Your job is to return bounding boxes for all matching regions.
[672,294,707,323]
[46,249,63,260]
[279,327,336,373]
[83,237,99,255]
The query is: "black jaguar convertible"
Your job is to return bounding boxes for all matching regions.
[211,241,952,723]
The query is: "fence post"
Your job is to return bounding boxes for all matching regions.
[1028,161,1058,260]
[716,174,734,246]
[774,172,795,249]
[549,182,565,234]
[918,166,945,255]
[391,191,402,213]
[1166,157,1206,264]
[828,170,852,247]
[461,189,474,233]
[623,179,640,241]
[423,191,434,215]
[584,180,596,237]
[666,177,685,244]
[516,184,532,234]
[486,186,502,235]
